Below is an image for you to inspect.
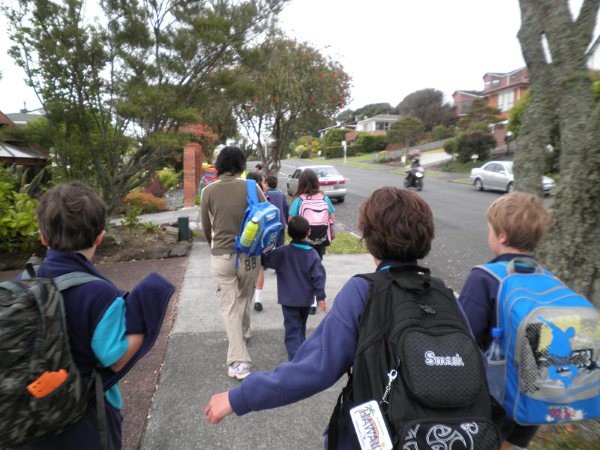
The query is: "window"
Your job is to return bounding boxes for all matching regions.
[497,90,515,112]
[375,121,390,131]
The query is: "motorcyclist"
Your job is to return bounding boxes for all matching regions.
[405,157,423,187]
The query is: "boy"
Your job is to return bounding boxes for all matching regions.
[21,181,173,450]
[253,175,289,312]
[204,187,444,448]
[261,216,326,360]
[458,192,550,450]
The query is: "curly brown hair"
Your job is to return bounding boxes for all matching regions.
[358,187,434,261]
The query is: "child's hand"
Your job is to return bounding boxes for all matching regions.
[204,391,233,424]
[317,300,327,312]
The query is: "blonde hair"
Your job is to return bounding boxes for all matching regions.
[486,192,549,252]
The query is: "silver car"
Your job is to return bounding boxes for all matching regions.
[287,165,347,202]
[470,160,555,195]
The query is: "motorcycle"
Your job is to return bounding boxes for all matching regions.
[404,166,425,191]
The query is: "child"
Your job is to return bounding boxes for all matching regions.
[204,187,443,448]
[458,192,550,450]
[261,216,326,360]
[253,175,289,312]
[21,181,173,450]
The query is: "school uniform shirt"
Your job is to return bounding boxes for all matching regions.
[227,260,417,450]
[261,240,326,307]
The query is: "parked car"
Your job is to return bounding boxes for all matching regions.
[287,165,347,202]
[470,160,555,195]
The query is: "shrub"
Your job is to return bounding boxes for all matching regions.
[144,178,165,198]
[324,145,343,159]
[156,167,181,190]
[122,191,166,213]
[355,132,388,153]
[454,131,496,163]
[0,176,39,252]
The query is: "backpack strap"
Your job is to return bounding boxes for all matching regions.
[54,272,102,291]
[246,179,259,205]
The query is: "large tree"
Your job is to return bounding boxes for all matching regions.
[387,116,424,156]
[395,88,455,131]
[230,38,350,176]
[3,0,285,213]
[515,0,600,304]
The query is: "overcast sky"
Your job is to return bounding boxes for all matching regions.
[0,0,589,114]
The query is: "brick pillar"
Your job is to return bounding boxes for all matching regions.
[183,142,202,207]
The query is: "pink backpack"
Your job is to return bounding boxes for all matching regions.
[299,193,332,246]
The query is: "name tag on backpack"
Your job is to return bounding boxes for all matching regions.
[349,400,393,450]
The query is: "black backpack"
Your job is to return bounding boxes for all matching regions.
[328,266,502,449]
[0,262,108,449]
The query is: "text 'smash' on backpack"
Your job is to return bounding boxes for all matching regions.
[328,266,501,450]
[479,257,600,425]
[235,179,282,257]
[0,263,105,448]
[298,193,331,246]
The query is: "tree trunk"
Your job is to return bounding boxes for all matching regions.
[518,0,600,305]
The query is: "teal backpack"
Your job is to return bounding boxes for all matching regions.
[479,257,600,425]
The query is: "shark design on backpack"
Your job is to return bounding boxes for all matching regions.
[479,257,600,425]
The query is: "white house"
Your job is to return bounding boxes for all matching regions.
[355,114,401,132]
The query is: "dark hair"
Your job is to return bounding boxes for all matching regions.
[37,181,106,251]
[215,146,246,176]
[295,169,320,196]
[288,215,310,240]
[255,163,263,171]
[246,172,264,184]
[358,187,434,261]
[265,175,278,189]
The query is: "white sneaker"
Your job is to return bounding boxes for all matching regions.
[228,362,251,380]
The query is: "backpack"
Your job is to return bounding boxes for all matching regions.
[328,266,501,450]
[478,256,600,425]
[298,193,331,246]
[0,262,107,449]
[235,179,282,257]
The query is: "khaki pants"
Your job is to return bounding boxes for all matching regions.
[210,253,260,366]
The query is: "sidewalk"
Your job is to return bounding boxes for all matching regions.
[140,240,373,449]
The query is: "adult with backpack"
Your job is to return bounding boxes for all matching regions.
[204,187,501,449]
[200,146,268,380]
[289,168,335,315]
[0,181,174,450]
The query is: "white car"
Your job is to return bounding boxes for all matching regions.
[470,160,555,195]
[287,165,347,202]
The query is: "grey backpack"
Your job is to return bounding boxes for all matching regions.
[0,263,106,448]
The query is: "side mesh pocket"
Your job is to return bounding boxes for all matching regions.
[401,330,484,407]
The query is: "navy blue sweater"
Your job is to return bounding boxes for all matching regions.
[261,240,326,306]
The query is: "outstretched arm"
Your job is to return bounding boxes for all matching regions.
[204,391,233,424]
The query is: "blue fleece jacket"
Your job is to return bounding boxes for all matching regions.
[228,260,416,449]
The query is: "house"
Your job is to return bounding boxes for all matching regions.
[0,109,48,174]
[482,67,529,117]
[451,90,484,116]
[354,114,401,133]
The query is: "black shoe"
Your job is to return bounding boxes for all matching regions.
[254,301,263,312]
[309,306,316,315]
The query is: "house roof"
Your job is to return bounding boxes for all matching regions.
[356,114,401,124]
[0,141,48,165]
[452,90,484,97]
[0,111,16,127]
[5,112,45,127]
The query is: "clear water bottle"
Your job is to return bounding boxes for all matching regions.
[485,327,506,402]
[240,217,259,247]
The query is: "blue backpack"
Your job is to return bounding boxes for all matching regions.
[479,257,600,425]
[235,180,282,258]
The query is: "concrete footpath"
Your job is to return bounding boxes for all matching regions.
[140,241,373,449]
